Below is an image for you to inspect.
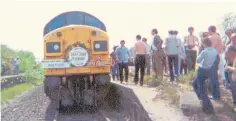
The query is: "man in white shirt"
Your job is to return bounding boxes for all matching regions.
[142,37,152,75]
[173,30,186,75]
[184,27,199,71]
[165,30,180,81]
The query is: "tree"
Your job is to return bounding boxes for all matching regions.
[221,12,236,33]
[1,44,37,75]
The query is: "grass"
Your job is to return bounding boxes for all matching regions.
[140,71,197,106]
[1,80,43,105]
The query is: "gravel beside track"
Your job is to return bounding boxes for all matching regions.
[1,85,126,121]
[1,85,57,121]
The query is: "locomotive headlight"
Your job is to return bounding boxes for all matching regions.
[93,41,108,52]
[54,44,59,50]
[46,42,61,53]
[95,43,101,49]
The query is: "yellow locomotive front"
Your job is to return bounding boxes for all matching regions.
[42,11,111,108]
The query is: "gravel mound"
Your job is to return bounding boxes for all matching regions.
[1,85,57,121]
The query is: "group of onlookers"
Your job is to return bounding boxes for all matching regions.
[110,27,200,84]
[192,27,236,113]
[1,57,20,76]
[110,26,236,113]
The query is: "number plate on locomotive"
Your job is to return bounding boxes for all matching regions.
[41,59,70,68]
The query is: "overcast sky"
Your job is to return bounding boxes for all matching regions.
[1,0,236,59]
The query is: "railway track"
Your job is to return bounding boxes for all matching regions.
[51,86,113,121]
[53,109,111,121]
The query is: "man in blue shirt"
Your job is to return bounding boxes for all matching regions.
[192,37,220,114]
[116,40,130,84]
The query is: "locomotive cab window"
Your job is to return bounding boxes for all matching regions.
[46,42,61,53]
[93,41,107,52]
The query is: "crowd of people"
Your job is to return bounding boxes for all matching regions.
[1,57,20,76]
[110,26,236,113]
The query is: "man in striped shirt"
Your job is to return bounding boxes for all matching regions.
[184,27,199,72]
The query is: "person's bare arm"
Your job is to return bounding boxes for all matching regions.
[225,66,236,72]
[195,36,200,46]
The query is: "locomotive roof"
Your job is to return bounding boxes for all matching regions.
[43,11,106,36]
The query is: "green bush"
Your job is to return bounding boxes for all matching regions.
[1,44,37,74]
[148,77,162,87]
[179,71,197,85]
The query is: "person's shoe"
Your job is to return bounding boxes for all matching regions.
[209,95,221,101]
[169,79,174,82]
[232,106,236,112]
[202,108,215,114]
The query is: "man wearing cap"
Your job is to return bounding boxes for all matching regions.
[184,27,199,72]
[116,40,130,84]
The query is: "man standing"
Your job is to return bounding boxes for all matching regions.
[184,27,199,71]
[134,35,147,86]
[173,30,184,75]
[208,26,225,85]
[192,37,220,113]
[142,37,151,75]
[225,33,236,112]
[225,29,234,88]
[151,29,164,79]
[15,57,20,75]
[116,40,130,84]
[110,46,120,81]
[165,30,180,81]
[11,58,16,75]
[225,29,233,46]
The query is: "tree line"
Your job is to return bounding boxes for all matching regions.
[1,44,39,76]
